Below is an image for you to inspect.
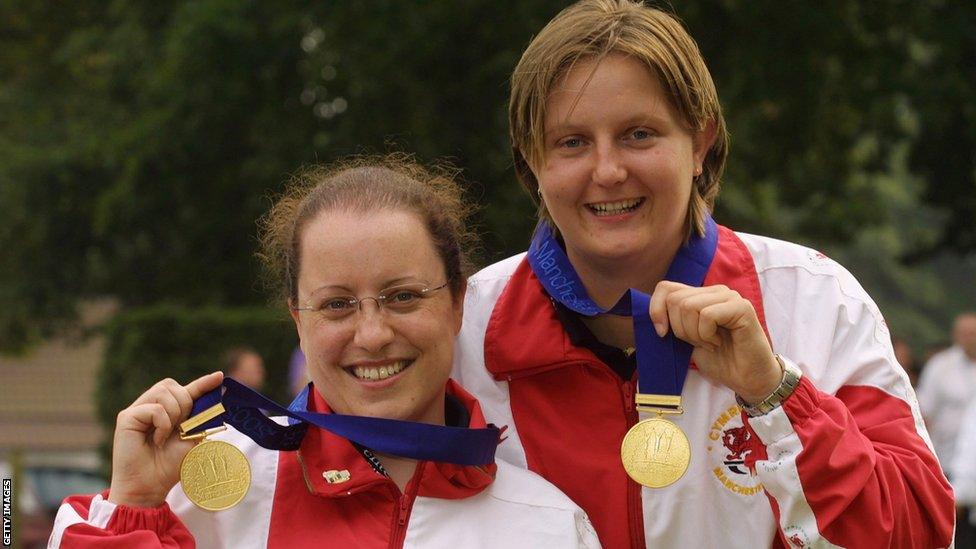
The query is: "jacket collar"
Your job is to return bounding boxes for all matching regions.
[296,379,496,499]
[484,224,768,379]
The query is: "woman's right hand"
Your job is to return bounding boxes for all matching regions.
[107,372,224,508]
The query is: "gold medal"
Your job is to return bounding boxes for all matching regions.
[620,416,691,488]
[178,404,250,511]
[180,437,251,511]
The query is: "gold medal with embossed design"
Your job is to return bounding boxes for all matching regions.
[178,402,250,511]
[180,438,251,511]
[620,416,691,488]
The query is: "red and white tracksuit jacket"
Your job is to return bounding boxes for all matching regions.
[49,381,600,549]
[452,225,954,549]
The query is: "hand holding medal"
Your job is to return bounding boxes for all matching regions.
[107,371,225,508]
[648,281,782,405]
[528,216,752,489]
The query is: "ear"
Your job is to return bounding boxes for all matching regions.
[693,119,719,168]
[289,299,303,335]
[452,281,467,335]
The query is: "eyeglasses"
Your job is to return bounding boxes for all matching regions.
[291,281,450,321]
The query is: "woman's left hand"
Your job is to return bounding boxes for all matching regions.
[649,281,781,404]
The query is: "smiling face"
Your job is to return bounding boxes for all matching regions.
[289,208,463,425]
[534,53,714,271]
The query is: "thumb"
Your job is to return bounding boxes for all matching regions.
[184,371,224,401]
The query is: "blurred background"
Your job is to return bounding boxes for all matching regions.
[1,1,974,546]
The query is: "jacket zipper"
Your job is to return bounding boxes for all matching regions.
[389,463,423,549]
[621,379,645,549]
[506,362,648,547]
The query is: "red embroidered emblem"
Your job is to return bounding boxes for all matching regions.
[789,534,805,547]
[721,425,752,474]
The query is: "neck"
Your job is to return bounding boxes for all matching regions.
[565,240,680,308]
[566,239,681,350]
[380,396,447,491]
[378,453,419,492]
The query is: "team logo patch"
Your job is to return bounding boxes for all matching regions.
[707,404,763,496]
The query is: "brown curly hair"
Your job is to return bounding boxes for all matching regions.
[257,154,478,304]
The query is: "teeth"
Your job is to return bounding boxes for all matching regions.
[352,360,408,381]
[588,198,642,216]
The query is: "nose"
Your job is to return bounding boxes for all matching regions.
[591,141,627,188]
[352,300,395,352]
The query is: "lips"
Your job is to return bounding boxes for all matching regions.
[346,359,413,381]
[586,197,645,216]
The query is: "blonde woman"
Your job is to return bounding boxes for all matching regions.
[452,1,954,547]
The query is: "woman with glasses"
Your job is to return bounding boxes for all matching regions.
[452,1,954,547]
[50,156,600,548]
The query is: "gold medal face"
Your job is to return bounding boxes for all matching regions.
[180,439,251,511]
[620,417,691,488]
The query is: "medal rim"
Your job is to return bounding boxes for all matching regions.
[620,416,691,489]
[180,439,252,511]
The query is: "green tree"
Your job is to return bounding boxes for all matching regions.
[1,0,973,354]
[0,0,322,350]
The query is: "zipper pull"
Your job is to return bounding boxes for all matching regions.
[623,381,634,413]
[398,496,409,526]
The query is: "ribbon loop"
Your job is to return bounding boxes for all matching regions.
[526,217,719,399]
[181,378,500,466]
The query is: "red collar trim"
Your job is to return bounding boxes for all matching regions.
[485,224,769,378]
[297,379,496,499]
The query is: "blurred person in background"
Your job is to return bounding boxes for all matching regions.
[917,312,976,468]
[918,312,976,545]
[452,0,953,546]
[891,336,919,387]
[222,346,266,391]
[48,156,598,548]
[952,396,976,548]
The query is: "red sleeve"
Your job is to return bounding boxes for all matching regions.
[51,491,195,549]
[746,376,954,548]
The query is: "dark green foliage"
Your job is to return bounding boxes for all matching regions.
[96,304,297,432]
[1,0,974,358]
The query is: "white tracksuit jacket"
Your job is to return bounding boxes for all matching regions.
[452,225,954,549]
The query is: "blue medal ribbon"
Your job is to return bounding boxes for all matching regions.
[527,216,719,399]
[183,378,500,466]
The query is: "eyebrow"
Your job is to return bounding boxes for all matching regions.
[379,276,428,288]
[544,113,667,137]
[306,276,430,297]
[307,284,353,297]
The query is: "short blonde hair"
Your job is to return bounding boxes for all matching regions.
[509,0,729,238]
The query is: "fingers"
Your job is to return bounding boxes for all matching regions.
[650,281,723,336]
[122,372,224,446]
[675,292,730,350]
[698,300,755,345]
[667,290,724,350]
[649,281,682,336]
[117,403,174,447]
[650,282,754,349]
